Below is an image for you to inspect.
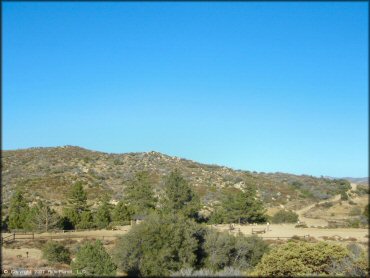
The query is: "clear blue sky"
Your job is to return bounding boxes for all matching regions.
[3,2,368,177]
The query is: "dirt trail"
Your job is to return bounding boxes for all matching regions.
[294,183,358,227]
[295,194,340,227]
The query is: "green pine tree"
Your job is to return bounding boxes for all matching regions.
[162,170,200,219]
[8,190,30,230]
[95,198,112,229]
[76,211,94,229]
[210,185,267,224]
[68,181,88,213]
[72,240,117,276]
[63,181,89,228]
[123,172,157,217]
[112,201,131,224]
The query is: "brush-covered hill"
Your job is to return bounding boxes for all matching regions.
[2,146,352,212]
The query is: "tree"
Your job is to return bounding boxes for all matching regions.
[209,185,267,224]
[123,172,156,216]
[162,170,200,219]
[252,241,351,276]
[31,201,60,232]
[63,182,89,228]
[95,198,112,229]
[42,241,71,264]
[68,182,88,213]
[113,213,204,276]
[62,207,80,228]
[71,240,117,276]
[8,190,30,230]
[112,201,131,224]
[76,211,94,229]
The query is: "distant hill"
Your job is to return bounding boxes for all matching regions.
[342,177,368,185]
[2,146,352,212]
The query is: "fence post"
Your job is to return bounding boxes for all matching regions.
[13,233,15,241]
[32,233,34,240]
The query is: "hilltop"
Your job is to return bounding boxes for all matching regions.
[2,146,355,212]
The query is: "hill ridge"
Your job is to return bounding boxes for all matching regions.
[2,146,353,212]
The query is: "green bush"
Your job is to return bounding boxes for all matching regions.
[113,213,203,276]
[252,241,350,276]
[71,240,116,276]
[341,192,349,201]
[271,210,299,224]
[42,241,71,264]
[204,230,268,271]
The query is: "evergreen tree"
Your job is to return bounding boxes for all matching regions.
[76,211,94,229]
[67,181,88,213]
[42,241,71,264]
[72,240,117,276]
[162,170,200,219]
[8,190,30,230]
[123,172,156,216]
[95,198,112,229]
[112,201,131,224]
[63,181,89,228]
[210,185,267,224]
[62,207,80,227]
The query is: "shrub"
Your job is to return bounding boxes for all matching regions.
[326,246,369,277]
[348,218,360,228]
[71,240,116,276]
[364,204,369,218]
[42,241,71,264]
[204,230,268,271]
[271,210,299,224]
[113,213,204,276]
[349,207,362,216]
[340,192,349,201]
[252,241,350,276]
[320,201,333,208]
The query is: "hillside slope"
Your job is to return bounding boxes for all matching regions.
[2,146,351,211]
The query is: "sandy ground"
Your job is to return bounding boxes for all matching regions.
[3,222,368,244]
[213,223,368,242]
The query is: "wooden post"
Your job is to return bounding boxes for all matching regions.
[32,233,34,240]
[13,233,15,241]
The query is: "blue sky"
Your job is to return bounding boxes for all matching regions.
[3,2,368,177]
